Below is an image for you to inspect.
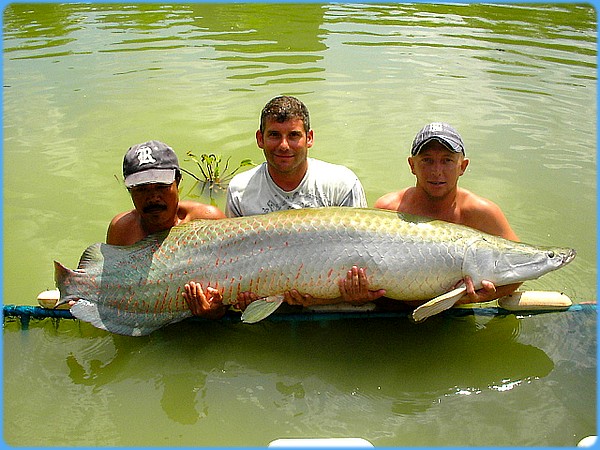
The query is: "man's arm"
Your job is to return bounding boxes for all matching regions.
[340,180,368,208]
[460,197,522,303]
[465,195,519,242]
[225,188,243,218]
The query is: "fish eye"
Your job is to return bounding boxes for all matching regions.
[547,251,555,258]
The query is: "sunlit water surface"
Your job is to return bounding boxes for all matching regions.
[3,3,596,446]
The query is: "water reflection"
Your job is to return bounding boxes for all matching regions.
[60,314,554,428]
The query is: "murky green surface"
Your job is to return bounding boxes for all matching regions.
[3,3,596,446]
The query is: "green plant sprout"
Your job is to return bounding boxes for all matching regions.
[181,151,256,206]
[182,151,255,185]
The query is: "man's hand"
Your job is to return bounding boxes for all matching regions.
[284,290,317,306]
[233,291,260,311]
[456,275,497,304]
[284,266,387,306]
[183,281,227,319]
[338,266,386,304]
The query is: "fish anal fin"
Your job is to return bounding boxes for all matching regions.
[70,299,108,332]
[411,286,467,322]
[241,295,285,323]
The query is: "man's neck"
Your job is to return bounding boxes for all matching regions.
[268,165,308,192]
[410,187,460,222]
[140,210,181,237]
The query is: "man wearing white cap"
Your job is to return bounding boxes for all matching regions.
[374,122,520,304]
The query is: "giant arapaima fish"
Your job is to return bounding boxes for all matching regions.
[55,207,576,336]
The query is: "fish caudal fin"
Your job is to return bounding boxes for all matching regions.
[411,286,467,322]
[54,260,72,288]
[241,295,285,323]
[53,261,87,307]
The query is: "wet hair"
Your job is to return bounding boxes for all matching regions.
[259,95,310,134]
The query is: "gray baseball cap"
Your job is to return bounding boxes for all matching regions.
[411,122,465,156]
[123,140,180,188]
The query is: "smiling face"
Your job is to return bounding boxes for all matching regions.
[256,117,314,182]
[408,140,469,199]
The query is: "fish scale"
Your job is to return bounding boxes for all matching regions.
[54,207,575,336]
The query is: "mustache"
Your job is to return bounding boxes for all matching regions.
[143,204,168,214]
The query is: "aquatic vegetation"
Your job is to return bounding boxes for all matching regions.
[183,151,255,185]
[181,151,255,205]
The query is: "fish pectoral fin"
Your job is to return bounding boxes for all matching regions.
[411,286,467,323]
[241,295,284,324]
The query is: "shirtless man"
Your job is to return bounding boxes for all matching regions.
[107,140,227,318]
[374,122,521,304]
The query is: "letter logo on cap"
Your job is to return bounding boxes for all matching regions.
[136,145,156,165]
[429,123,444,133]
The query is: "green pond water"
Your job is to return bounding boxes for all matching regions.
[3,3,596,446]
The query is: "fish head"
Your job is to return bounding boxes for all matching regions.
[463,237,576,288]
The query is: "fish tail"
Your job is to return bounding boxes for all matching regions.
[53,260,94,307]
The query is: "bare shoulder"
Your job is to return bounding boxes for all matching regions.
[460,189,518,240]
[374,188,410,210]
[108,209,136,229]
[107,210,141,245]
[180,200,226,220]
[460,189,502,214]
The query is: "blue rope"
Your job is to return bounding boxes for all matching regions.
[3,302,595,330]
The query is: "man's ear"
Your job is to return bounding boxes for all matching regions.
[460,157,469,176]
[256,129,264,148]
[408,157,416,175]
[306,129,314,148]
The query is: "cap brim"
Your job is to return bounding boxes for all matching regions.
[412,137,463,155]
[124,169,176,188]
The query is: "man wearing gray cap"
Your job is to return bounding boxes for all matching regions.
[374,122,520,305]
[107,140,227,318]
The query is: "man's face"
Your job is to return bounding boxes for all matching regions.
[408,141,469,198]
[129,181,179,227]
[256,117,313,177]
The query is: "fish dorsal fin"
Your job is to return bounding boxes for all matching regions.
[77,243,103,269]
[411,286,467,322]
[241,295,285,323]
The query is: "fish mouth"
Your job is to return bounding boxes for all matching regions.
[551,248,577,268]
[563,248,577,265]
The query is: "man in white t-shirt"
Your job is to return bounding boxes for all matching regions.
[226,96,367,217]
[226,158,367,217]
[226,96,385,307]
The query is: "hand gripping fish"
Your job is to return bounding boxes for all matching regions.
[54,207,576,336]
